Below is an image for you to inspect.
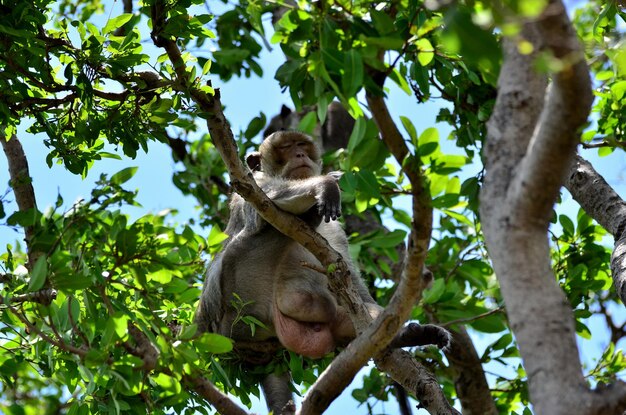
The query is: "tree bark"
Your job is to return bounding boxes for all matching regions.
[0,132,42,270]
[446,327,497,415]
[565,155,626,304]
[480,1,626,414]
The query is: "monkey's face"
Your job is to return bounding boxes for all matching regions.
[261,131,322,179]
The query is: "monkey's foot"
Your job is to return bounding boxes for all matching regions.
[389,323,451,350]
[280,400,296,415]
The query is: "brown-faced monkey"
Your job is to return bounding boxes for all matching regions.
[195,131,450,414]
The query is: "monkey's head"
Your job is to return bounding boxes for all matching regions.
[255,131,322,179]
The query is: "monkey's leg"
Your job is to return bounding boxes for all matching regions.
[261,372,295,415]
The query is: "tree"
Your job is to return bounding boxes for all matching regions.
[0,0,625,414]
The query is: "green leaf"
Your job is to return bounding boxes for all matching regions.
[422,278,445,304]
[343,50,363,97]
[360,36,404,50]
[575,320,592,339]
[400,116,417,144]
[153,373,182,393]
[195,332,233,354]
[244,114,267,139]
[103,14,134,34]
[7,207,40,227]
[298,111,318,134]
[370,10,396,35]
[470,313,506,333]
[388,68,411,95]
[418,127,439,157]
[208,225,228,248]
[559,215,575,237]
[289,351,304,383]
[415,38,434,66]
[111,313,130,339]
[110,167,138,185]
[28,256,48,292]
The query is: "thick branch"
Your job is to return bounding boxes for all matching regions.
[183,375,250,415]
[445,327,497,415]
[0,132,42,269]
[565,155,626,303]
[481,28,546,219]
[479,1,625,414]
[510,2,593,222]
[375,349,459,414]
[565,155,626,235]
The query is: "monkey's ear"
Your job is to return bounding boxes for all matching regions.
[246,151,262,171]
[280,105,292,117]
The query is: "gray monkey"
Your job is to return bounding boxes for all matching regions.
[196,131,450,414]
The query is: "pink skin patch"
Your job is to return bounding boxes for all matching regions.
[273,301,335,359]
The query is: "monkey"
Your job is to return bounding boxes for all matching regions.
[263,101,356,152]
[195,131,450,414]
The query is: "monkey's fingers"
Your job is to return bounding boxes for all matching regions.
[326,171,343,182]
[319,202,341,222]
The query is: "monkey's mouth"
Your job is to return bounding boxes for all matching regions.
[273,306,335,359]
[288,165,312,178]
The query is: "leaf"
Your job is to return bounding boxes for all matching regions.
[415,38,434,66]
[388,68,411,95]
[208,225,228,249]
[244,113,267,139]
[195,332,233,354]
[110,167,138,185]
[342,50,363,97]
[298,111,317,134]
[111,313,130,339]
[441,209,473,226]
[28,256,47,292]
[418,127,439,157]
[347,117,367,153]
[153,373,182,393]
[400,116,417,144]
[422,278,445,304]
[370,9,396,35]
[360,36,404,50]
[103,14,134,35]
[7,208,40,227]
[289,352,304,383]
[559,215,575,237]
[202,59,212,76]
[471,313,506,333]
[368,230,407,248]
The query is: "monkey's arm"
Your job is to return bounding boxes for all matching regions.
[262,174,342,222]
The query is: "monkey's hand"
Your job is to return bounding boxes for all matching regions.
[326,171,343,182]
[389,323,451,350]
[316,176,342,223]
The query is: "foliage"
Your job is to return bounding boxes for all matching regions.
[0,0,624,414]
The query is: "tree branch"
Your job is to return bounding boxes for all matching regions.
[0,132,42,270]
[364,77,457,415]
[479,1,626,413]
[565,154,626,304]
[509,1,593,223]
[183,374,250,415]
[445,327,497,415]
